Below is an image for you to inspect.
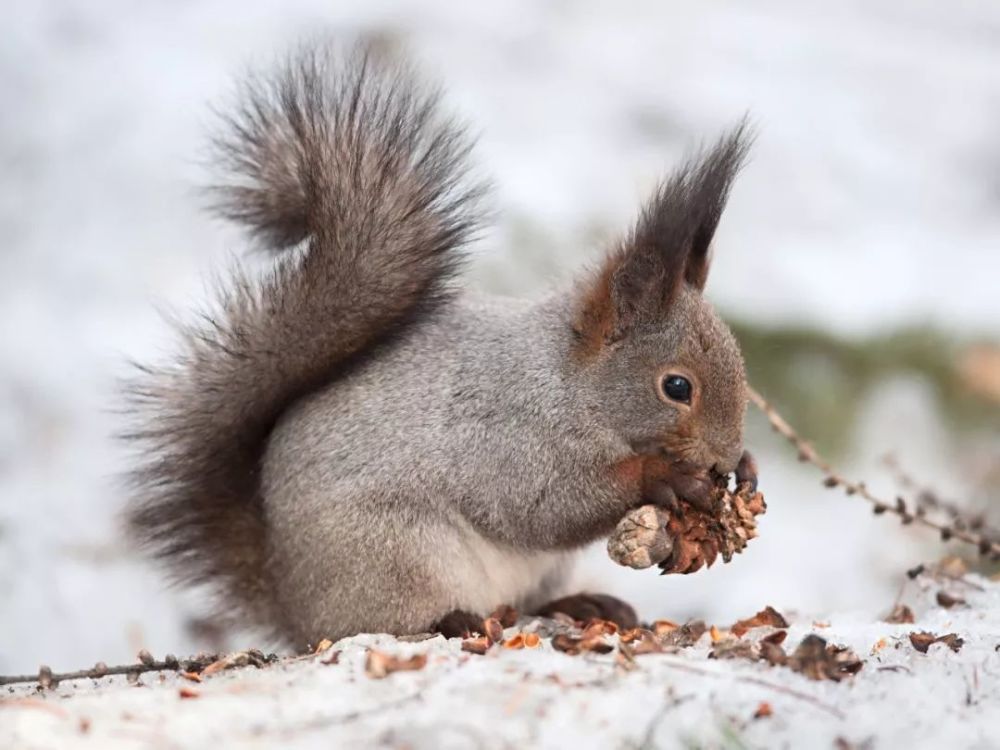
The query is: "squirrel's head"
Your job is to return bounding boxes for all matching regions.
[570,125,750,475]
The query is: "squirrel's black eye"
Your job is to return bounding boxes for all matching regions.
[661,375,692,404]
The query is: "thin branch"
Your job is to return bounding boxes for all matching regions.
[0,652,221,688]
[882,454,998,539]
[748,386,1000,561]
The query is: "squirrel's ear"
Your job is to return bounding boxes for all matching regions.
[573,123,751,351]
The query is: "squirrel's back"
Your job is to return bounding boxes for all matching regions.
[125,43,486,631]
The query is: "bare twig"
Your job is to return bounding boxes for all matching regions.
[748,386,1000,561]
[0,652,231,688]
[882,454,998,539]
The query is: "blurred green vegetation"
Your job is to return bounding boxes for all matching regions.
[729,319,1000,457]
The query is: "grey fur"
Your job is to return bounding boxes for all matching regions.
[126,41,752,646]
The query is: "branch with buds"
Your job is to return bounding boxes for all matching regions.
[748,386,1000,561]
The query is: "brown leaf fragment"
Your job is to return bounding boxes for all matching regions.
[731,606,790,637]
[786,635,862,681]
[937,634,964,652]
[582,619,617,640]
[579,637,614,654]
[178,686,200,700]
[651,619,679,636]
[313,639,334,654]
[761,630,788,646]
[663,620,707,648]
[619,628,644,644]
[936,591,966,609]
[490,605,519,628]
[524,633,541,648]
[461,636,491,655]
[364,650,428,679]
[911,631,964,653]
[483,618,504,645]
[551,634,583,655]
[753,702,773,719]
[884,604,915,624]
[179,671,202,683]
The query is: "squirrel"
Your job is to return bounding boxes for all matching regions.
[126,42,758,646]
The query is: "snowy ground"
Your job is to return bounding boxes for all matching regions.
[2,0,1000,734]
[3,568,998,750]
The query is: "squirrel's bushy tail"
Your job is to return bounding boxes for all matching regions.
[125,43,485,629]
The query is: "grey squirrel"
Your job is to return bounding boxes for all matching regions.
[126,43,758,645]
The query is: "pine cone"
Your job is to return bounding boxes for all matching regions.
[658,479,766,574]
[607,478,766,574]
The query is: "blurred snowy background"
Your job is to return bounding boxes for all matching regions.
[2,0,998,673]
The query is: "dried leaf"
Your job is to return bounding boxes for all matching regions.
[313,639,334,654]
[709,625,724,643]
[761,630,788,646]
[524,633,541,648]
[179,671,202,683]
[461,636,491,655]
[884,604,915,624]
[908,632,936,653]
[364,650,428,679]
[662,620,707,648]
[551,634,582,655]
[651,619,679,636]
[579,637,615,654]
[935,591,966,609]
[786,635,862,681]
[910,631,964,654]
[730,606,789,637]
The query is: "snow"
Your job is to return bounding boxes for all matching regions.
[3,572,999,749]
[1,0,999,731]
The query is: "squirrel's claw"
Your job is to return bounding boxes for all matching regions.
[735,450,759,493]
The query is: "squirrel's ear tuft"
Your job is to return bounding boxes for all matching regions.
[573,122,751,352]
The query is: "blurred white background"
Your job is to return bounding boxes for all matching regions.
[2,0,998,672]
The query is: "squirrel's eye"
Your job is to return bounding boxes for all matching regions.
[661,375,692,404]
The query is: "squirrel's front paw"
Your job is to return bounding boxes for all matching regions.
[607,505,672,569]
[644,460,715,513]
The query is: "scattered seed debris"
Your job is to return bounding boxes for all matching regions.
[730,606,790,637]
[461,637,491,655]
[754,702,774,719]
[364,650,428,679]
[884,604,915,624]
[935,591,966,609]
[909,632,964,654]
